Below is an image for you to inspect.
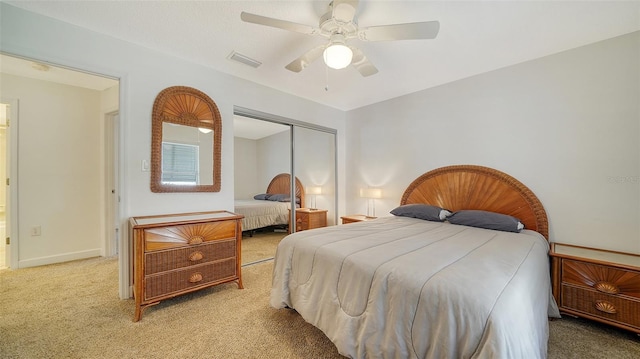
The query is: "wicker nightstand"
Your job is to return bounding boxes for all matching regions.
[340,214,377,224]
[550,243,640,334]
[289,208,327,233]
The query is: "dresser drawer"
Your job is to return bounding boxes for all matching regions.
[144,258,237,300]
[144,220,238,251]
[561,284,640,329]
[144,239,236,275]
[562,260,640,299]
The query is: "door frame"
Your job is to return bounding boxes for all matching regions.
[2,97,19,269]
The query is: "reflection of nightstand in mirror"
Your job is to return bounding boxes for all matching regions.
[549,243,640,334]
[341,214,377,224]
[289,208,327,233]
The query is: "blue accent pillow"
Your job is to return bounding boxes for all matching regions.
[390,204,451,222]
[253,193,271,200]
[447,210,524,233]
[267,194,291,202]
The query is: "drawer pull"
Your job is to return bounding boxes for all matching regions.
[189,272,203,283]
[594,300,617,314]
[189,251,203,262]
[188,236,204,245]
[594,281,619,294]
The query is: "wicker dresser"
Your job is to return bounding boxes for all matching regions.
[550,243,640,334]
[130,211,243,322]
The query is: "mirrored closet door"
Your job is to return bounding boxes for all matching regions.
[233,107,337,266]
[293,126,336,227]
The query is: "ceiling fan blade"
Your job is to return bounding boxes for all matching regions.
[285,45,326,73]
[241,12,318,35]
[350,47,378,77]
[332,0,359,23]
[359,21,440,41]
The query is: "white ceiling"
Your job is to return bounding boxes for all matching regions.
[4,1,640,111]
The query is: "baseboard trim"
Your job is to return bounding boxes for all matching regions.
[18,249,102,268]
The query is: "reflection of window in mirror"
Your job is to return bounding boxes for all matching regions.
[161,142,198,185]
[161,123,213,186]
[151,86,221,193]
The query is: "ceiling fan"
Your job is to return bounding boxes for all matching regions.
[240,0,440,77]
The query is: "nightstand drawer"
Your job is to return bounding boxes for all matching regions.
[290,208,327,232]
[561,284,640,329]
[145,239,237,274]
[562,260,640,299]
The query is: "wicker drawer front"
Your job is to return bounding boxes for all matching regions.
[562,260,640,299]
[309,214,326,229]
[144,220,238,251]
[144,258,237,300]
[144,239,236,275]
[561,284,640,329]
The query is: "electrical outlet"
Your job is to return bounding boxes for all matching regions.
[31,226,41,236]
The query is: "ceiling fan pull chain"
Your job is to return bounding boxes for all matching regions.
[325,65,330,91]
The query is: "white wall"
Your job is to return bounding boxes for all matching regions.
[0,73,105,266]
[234,137,259,200]
[257,131,291,190]
[346,31,640,254]
[1,3,346,297]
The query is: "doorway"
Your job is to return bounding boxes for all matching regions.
[0,53,119,269]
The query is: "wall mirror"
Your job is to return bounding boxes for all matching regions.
[151,86,221,192]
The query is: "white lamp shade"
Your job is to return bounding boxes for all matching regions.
[306,186,322,195]
[323,44,353,70]
[198,127,213,134]
[360,188,382,199]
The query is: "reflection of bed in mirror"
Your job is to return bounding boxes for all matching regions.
[271,165,560,358]
[234,173,305,235]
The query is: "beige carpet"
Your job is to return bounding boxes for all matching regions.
[1,256,639,359]
[241,230,286,265]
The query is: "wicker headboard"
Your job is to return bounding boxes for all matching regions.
[266,173,305,208]
[400,165,549,239]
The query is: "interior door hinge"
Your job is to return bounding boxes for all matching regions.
[5,178,9,186]
[5,237,9,245]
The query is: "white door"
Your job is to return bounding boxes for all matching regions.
[2,98,19,269]
[105,112,120,257]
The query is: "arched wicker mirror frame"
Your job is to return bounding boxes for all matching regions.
[150,86,222,193]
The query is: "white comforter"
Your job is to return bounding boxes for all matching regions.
[234,199,291,231]
[271,216,560,359]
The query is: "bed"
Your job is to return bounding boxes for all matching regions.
[271,165,561,359]
[234,173,305,233]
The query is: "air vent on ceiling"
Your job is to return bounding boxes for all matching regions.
[227,51,262,68]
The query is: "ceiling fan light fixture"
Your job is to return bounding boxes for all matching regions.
[323,43,353,70]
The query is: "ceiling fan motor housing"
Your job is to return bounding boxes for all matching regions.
[319,8,358,38]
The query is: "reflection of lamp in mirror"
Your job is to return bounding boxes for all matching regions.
[306,186,322,210]
[198,128,212,134]
[360,187,382,217]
